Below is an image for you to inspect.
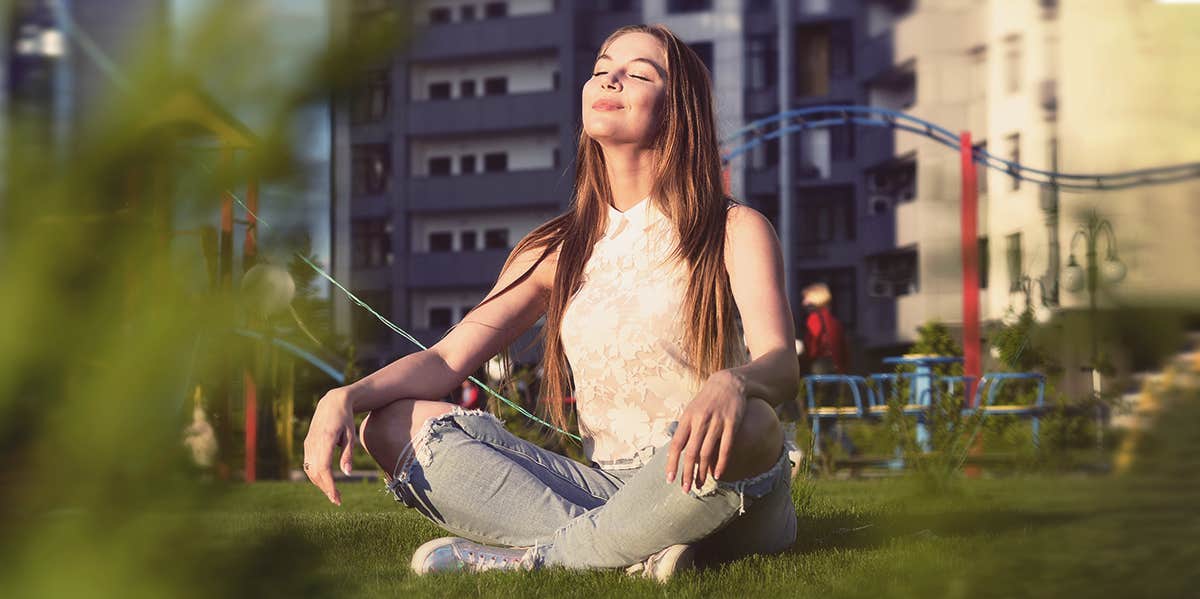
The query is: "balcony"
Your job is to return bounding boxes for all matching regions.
[407,12,568,62]
[406,90,568,136]
[408,169,566,213]
[858,29,895,81]
[406,248,509,289]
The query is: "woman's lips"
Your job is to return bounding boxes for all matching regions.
[592,100,623,111]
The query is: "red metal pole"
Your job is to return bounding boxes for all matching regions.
[244,369,257,482]
[960,133,981,403]
[243,176,259,482]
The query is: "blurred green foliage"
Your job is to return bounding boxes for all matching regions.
[0,1,404,596]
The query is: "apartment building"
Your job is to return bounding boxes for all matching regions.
[878,0,1200,368]
[333,0,639,370]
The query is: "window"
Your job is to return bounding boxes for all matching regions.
[428,156,452,176]
[460,230,478,251]
[1006,232,1023,292]
[979,237,989,290]
[428,7,452,24]
[794,22,853,97]
[429,307,454,329]
[968,45,987,100]
[797,185,855,249]
[600,0,633,9]
[352,218,392,268]
[459,79,476,98]
[1004,35,1022,94]
[429,231,454,252]
[866,250,918,298]
[667,0,712,13]
[459,154,477,174]
[1006,133,1020,191]
[352,144,391,195]
[484,2,508,18]
[428,81,452,100]
[746,35,777,90]
[831,116,855,161]
[484,228,509,249]
[974,141,988,195]
[459,5,476,20]
[351,69,389,124]
[483,77,508,96]
[353,289,391,345]
[483,152,508,173]
[689,41,714,85]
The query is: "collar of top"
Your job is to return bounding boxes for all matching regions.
[605,195,659,239]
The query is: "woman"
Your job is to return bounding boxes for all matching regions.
[302,24,799,581]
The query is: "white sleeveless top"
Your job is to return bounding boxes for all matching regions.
[560,196,722,469]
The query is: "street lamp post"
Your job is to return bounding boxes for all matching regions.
[1004,274,1054,327]
[1061,210,1126,452]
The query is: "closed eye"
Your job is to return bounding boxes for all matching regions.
[591,71,651,81]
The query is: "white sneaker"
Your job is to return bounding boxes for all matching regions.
[626,544,696,582]
[410,537,533,574]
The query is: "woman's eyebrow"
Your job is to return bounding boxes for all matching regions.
[595,54,666,76]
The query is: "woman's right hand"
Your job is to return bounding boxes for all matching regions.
[302,387,358,506]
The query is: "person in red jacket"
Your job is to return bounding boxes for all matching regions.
[458,380,481,410]
[800,283,857,458]
[800,283,847,376]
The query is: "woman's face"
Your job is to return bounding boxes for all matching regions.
[581,32,668,149]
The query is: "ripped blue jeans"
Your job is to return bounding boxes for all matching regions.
[386,407,797,569]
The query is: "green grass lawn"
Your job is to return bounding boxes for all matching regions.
[180,389,1200,598]
[192,469,1198,599]
[7,390,1194,598]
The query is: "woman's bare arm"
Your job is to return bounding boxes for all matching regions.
[301,241,555,505]
[341,242,556,413]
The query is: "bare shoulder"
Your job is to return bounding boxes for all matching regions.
[724,202,779,255]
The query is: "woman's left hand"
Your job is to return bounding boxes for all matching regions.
[665,370,747,493]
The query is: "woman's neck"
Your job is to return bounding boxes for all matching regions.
[601,145,657,212]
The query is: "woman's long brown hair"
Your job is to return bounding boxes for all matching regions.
[475,24,746,434]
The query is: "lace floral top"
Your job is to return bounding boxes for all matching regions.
[560,196,746,469]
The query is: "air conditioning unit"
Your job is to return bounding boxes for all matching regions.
[868,195,893,216]
[868,276,895,298]
[866,171,890,193]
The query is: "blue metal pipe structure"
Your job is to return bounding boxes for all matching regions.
[235,329,346,384]
[721,105,1200,192]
